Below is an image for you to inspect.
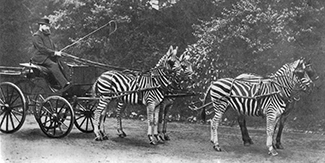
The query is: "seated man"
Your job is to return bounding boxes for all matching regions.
[31,18,69,89]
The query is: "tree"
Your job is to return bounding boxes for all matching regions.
[186,0,325,91]
[0,0,30,66]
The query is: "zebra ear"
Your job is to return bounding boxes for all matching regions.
[180,53,184,61]
[166,45,174,57]
[180,53,190,61]
[171,46,178,57]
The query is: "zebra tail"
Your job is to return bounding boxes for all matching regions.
[200,85,212,123]
[91,79,99,97]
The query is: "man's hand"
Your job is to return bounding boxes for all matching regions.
[54,51,62,57]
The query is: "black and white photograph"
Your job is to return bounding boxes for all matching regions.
[0,0,324,162]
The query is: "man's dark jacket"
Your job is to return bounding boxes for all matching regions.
[31,30,56,64]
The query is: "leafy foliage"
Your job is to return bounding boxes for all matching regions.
[186,0,324,91]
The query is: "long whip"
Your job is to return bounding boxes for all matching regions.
[59,20,117,52]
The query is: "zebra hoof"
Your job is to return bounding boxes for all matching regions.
[150,141,157,145]
[148,135,157,145]
[268,148,278,156]
[164,135,170,141]
[103,135,109,140]
[118,132,127,138]
[94,137,103,141]
[244,140,254,146]
[117,129,127,138]
[275,143,284,149]
[213,145,222,152]
[155,135,165,144]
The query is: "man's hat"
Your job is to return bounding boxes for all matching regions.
[38,18,50,25]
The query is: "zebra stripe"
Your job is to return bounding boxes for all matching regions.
[202,58,313,155]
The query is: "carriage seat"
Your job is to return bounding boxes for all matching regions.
[19,62,52,77]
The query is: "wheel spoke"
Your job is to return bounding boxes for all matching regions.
[42,106,54,116]
[0,112,6,127]
[42,117,52,124]
[59,103,67,113]
[10,104,24,110]
[75,114,85,121]
[8,89,15,104]
[42,112,51,127]
[78,103,86,111]
[90,117,94,128]
[11,109,23,116]
[79,116,86,127]
[45,120,53,132]
[8,95,19,106]
[9,112,16,130]
[90,102,97,111]
[0,98,4,105]
[86,118,90,130]
[11,111,21,122]
[0,87,5,99]
[53,121,57,135]
[5,112,9,131]
[60,121,69,129]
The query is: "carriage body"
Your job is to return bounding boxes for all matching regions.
[0,62,99,137]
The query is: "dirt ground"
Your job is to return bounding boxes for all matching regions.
[1,115,325,163]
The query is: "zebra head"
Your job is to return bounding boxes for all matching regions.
[179,53,194,80]
[154,45,194,91]
[291,58,314,91]
[156,45,179,69]
[158,45,193,80]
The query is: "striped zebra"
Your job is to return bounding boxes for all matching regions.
[200,58,313,156]
[92,46,193,145]
[235,61,316,150]
[114,50,193,142]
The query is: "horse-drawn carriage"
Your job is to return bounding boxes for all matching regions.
[0,61,99,138]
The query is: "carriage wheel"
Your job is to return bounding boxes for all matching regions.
[74,99,97,133]
[38,96,74,138]
[0,82,27,133]
[15,79,47,123]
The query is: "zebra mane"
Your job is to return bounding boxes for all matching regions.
[155,54,169,68]
[273,59,303,78]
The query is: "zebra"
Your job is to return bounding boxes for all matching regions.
[234,61,317,149]
[113,49,194,141]
[92,46,193,145]
[200,58,313,156]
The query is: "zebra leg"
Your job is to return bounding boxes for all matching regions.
[211,110,224,151]
[162,100,173,141]
[157,102,166,142]
[154,104,164,144]
[147,104,158,145]
[93,99,109,141]
[274,114,287,149]
[158,98,172,141]
[237,115,254,146]
[275,101,294,149]
[266,112,281,156]
[116,102,127,138]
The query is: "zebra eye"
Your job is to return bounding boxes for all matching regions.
[181,64,187,70]
[167,60,175,68]
[294,70,304,78]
